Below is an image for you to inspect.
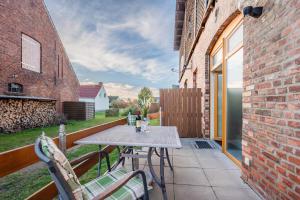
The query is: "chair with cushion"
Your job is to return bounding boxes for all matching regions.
[127,114,136,126]
[35,133,150,200]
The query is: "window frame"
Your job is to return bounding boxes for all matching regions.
[21,33,42,73]
[209,14,244,167]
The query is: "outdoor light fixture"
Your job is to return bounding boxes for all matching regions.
[243,6,263,18]
[171,68,179,73]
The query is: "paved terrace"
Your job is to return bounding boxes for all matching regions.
[125,139,261,200]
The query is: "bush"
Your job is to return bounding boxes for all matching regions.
[53,113,67,125]
[120,106,138,116]
[105,108,119,117]
[111,99,129,109]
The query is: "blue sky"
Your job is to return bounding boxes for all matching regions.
[44,0,178,98]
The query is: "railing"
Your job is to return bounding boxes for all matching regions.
[0,118,127,199]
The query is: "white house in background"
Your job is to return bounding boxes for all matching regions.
[79,82,109,111]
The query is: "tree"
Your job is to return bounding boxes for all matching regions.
[111,99,128,109]
[137,87,154,118]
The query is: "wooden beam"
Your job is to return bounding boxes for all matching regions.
[0,118,127,178]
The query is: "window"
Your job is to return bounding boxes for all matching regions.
[205,0,209,7]
[22,34,41,73]
[104,93,106,98]
[180,55,185,71]
[57,55,60,77]
[188,15,193,38]
[184,79,188,88]
[209,14,244,163]
[228,24,243,53]
[193,70,197,88]
[212,48,222,67]
[8,83,23,93]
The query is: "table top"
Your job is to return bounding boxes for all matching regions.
[75,125,182,148]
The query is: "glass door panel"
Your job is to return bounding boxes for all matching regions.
[217,74,222,138]
[226,48,243,161]
[228,24,243,52]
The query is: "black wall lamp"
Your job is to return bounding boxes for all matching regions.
[243,6,263,18]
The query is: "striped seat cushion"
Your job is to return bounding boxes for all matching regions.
[83,167,150,200]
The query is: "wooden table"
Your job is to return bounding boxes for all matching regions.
[75,125,182,200]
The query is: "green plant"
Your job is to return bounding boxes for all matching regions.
[137,87,154,118]
[105,108,119,117]
[120,105,139,116]
[110,99,128,109]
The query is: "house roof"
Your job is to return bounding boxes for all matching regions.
[173,0,186,50]
[79,82,103,98]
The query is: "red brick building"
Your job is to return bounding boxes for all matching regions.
[0,0,79,111]
[174,0,300,199]
[0,0,79,132]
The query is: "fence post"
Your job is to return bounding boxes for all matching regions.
[58,124,66,155]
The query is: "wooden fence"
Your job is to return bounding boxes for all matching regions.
[160,88,202,138]
[0,118,127,199]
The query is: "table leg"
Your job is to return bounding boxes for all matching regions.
[160,148,168,200]
[165,149,173,171]
[154,148,173,171]
[147,147,168,200]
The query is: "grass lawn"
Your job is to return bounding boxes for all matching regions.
[0,145,119,200]
[0,112,122,153]
[149,117,160,126]
[0,118,159,200]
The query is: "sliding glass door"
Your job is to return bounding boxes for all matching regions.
[210,14,243,164]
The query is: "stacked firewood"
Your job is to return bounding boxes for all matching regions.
[0,99,56,133]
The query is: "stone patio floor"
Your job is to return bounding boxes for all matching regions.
[125,138,261,200]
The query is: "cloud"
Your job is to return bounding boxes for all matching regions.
[45,0,177,84]
[81,82,159,99]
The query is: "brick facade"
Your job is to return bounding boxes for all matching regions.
[0,0,79,113]
[242,0,300,199]
[179,0,238,137]
[175,0,300,199]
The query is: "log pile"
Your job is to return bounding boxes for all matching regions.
[0,99,56,133]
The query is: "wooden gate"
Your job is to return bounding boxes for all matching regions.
[160,88,202,138]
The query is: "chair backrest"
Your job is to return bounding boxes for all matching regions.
[35,135,86,200]
[127,114,137,126]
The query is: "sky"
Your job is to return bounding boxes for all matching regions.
[44,0,179,98]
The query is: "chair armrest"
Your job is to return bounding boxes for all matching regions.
[91,170,149,200]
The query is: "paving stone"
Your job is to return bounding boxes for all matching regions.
[213,187,261,200]
[204,169,248,188]
[174,184,217,200]
[174,167,210,186]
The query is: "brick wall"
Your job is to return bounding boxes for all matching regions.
[0,0,79,113]
[241,0,300,199]
[178,0,238,137]
[176,0,300,198]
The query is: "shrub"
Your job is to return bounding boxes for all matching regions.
[53,113,67,125]
[111,99,128,109]
[120,106,138,116]
[105,108,119,117]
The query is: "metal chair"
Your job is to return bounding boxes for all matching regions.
[35,137,150,200]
